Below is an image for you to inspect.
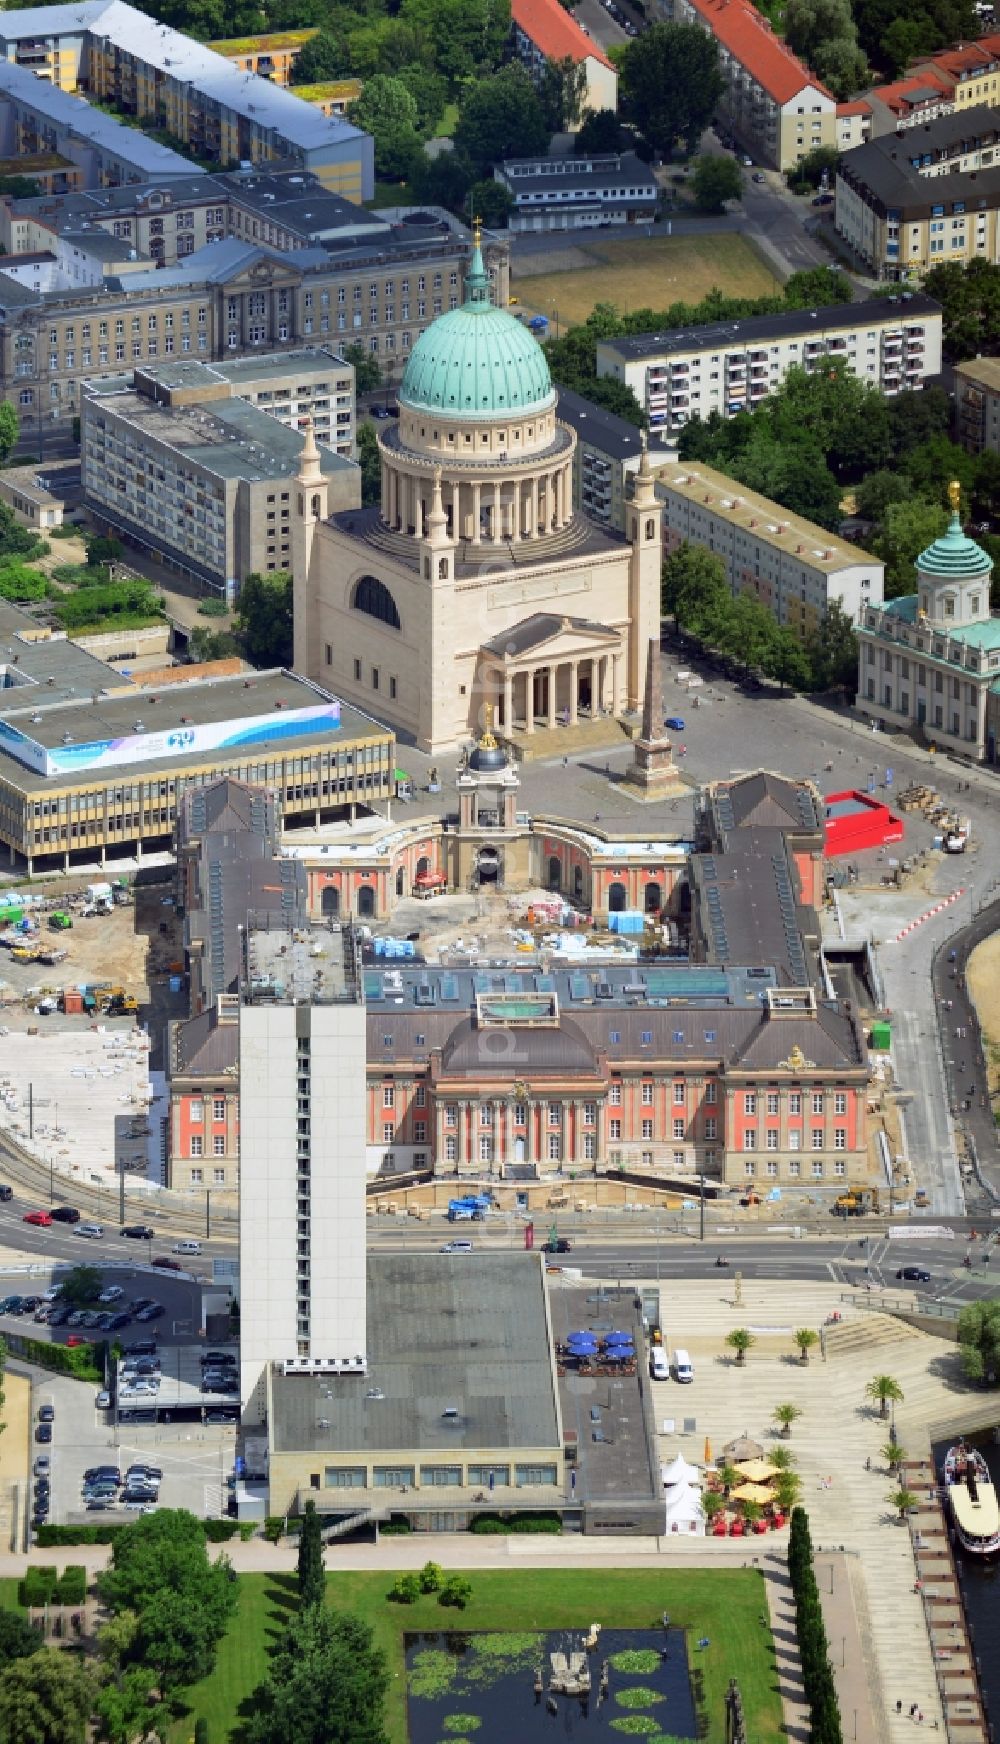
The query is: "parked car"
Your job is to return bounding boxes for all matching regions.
[33,1457,50,1478]
[98,1285,125,1304]
[664,716,685,731]
[123,1339,158,1356]
[126,1464,162,1481]
[96,1389,111,1409]
[108,1312,131,1330]
[48,1305,70,1326]
[35,1423,52,1443]
[50,1206,81,1223]
[37,1404,54,1424]
[136,1303,165,1321]
[0,1295,24,1314]
[151,1256,182,1271]
[23,1210,53,1227]
[121,1225,155,1240]
[751,171,766,183]
[812,192,834,206]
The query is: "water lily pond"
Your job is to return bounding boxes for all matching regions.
[405,1628,698,1744]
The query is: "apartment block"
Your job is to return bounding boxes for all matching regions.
[0,54,193,188]
[238,920,369,1413]
[510,0,618,120]
[495,151,658,233]
[657,463,885,636]
[955,356,1000,453]
[595,295,943,433]
[0,0,373,199]
[836,108,1000,277]
[673,0,837,171]
[555,385,654,532]
[81,355,358,595]
[0,216,508,444]
[206,30,319,85]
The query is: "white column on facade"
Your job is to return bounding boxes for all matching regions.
[568,659,579,727]
[547,665,558,729]
[503,669,514,733]
[512,480,521,543]
[524,670,535,733]
[472,482,481,544]
[492,482,501,542]
[530,477,539,537]
[611,651,621,714]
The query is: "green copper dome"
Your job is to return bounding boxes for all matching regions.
[917,506,993,579]
[400,241,555,421]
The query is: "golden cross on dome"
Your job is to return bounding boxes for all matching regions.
[472,214,483,249]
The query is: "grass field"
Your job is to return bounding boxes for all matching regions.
[169,1566,782,1744]
[510,233,779,328]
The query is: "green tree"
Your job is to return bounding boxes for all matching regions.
[99,1510,236,1695]
[854,469,914,523]
[702,1489,726,1522]
[865,1374,904,1419]
[454,65,549,176]
[0,174,41,199]
[297,1500,326,1610]
[781,265,853,308]
[810,31,869,97]
[726,1327,756,1366]
[889,385,952,453]
[400,0,511,86]
[0,402,18,465]
[236,570,294,667]
[620,22,723,157]
[900,435,977,507]
[469,178,514,227]
[190,626,239,662]
[805,599,858,696]
[661,541,730,633]
[245,1606,389,1744]
[574,107,627,155]
[690,153,743,213]
[0,1649,94,1744]
[57,1265,104,1308]
[396,63,447,136]
[794,1328,819,1364]
[0,1609,42,1663]
[345,19,432,80]
[882,1438,906,1471]
[774,1402,802,1437]
[762,623,811,692]
[873,498,947,598]
[774,1469,802,1511]
[410,149,477,216]
[957,1299,1000,1384]
[290,29,346,84]
[923,258,1000,361]
[357,422,381,509]
[93,1666,165,1744]
[87,535,123,568]
[786,146,840,192]
[539,55,589,133]
[888,1486,917,1519]
[342,341,381,395]
[349,76,422,181]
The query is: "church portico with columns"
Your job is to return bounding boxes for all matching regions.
[292,224,660,754]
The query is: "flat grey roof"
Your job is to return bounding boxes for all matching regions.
[0,597,127,703]
[0,57,194,177]
[556,385,648,460]
[9,669,345,747]
[599,294,942,362]
[83,380,354,482]
[270,1252,560,1456]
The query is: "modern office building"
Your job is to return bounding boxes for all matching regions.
[554,385,655,532]
[835,108,1000,278]
[510,0,617,121]
[0,213,508,445]
[856,488,1000,761]
[595,296,944,432]
[495,152,658,233]
[239,914,368,1415]
[81,356,358,594]
[0,614,395,871]
[0,0,374,200]
[657,463,885,634]
[293,230,662,753]
[673,0,837,170]
[955,356,1000,453]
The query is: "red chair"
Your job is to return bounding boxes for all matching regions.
[730,1518,744,1536]
[712,1518,728,1537]
[771,1513,785,1529]
[754,1518,768,1533]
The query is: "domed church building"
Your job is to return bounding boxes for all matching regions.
[292,225,661,753]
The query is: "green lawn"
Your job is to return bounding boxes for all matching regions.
[170,1566,782,1744]
[0,1577,21,1611]
[433,102,459,138]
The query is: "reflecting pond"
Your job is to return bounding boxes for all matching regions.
[405,1627,698,1744]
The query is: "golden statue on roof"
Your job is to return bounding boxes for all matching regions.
[479,701,499,750]
[948,479,962,513]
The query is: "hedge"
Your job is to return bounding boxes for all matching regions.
[34,1525,125,1547]
[788,1508,843,1744]
[469,1513,562,1535]
[19,1564,87,1605]
[5,1334,103,1384]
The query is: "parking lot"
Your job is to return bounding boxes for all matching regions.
[28,1367,237,1529]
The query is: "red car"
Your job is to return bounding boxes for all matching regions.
[65,1334,91,1347]
[23,1210,53,1227]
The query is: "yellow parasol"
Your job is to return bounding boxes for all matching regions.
[732,1482,775,1504]
[704,1436,712,1466]
[735,1458,779,1482]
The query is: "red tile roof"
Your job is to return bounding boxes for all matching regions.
[923,34,1000,78]
[685,0,832,104]
[511,0,614,71]
[870,71,951,114]
[837,99,871,115]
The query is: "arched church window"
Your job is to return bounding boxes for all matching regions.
[351,574,401,630]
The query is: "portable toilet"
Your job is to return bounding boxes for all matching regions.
[870,1020,891,1051]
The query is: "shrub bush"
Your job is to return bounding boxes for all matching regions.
[194,1721,210,1744]
[262,1517,286,1544]
[469,1512,561,1534]
[0,562,48,601]
[198,598,230,617]
[19,1566,58,1607]
[381,1516,412,1535]
[419,1560,443,1592]
[203,1520,242,1542]
[34,1525,125,1546]
[388,1573,421,1604]
[53,1566,87,1605]
[439,1575,473,1609]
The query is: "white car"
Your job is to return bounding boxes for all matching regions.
[75,1223,104,1239]
[98,1285,125,1304]
[439,1240,474,1253]
[95,1389,111,1409]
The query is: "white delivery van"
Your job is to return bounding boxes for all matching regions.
[673,1348,694,1383]
[650,1346,670,1381]
[172,1240,202,1255]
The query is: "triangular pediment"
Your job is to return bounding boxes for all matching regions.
[483,611,621,665]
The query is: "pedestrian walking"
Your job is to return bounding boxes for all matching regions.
[897,1702,904,1715]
